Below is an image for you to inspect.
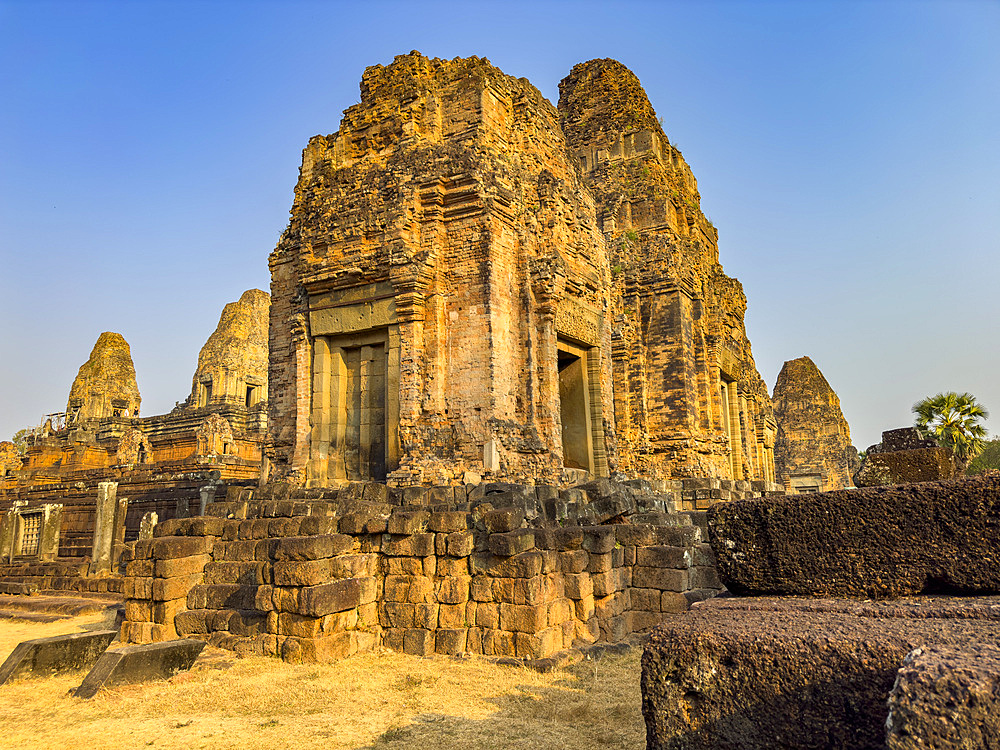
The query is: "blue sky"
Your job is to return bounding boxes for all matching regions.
[1,0,998,451]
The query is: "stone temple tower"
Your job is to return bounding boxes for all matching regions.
[66,332,141,425]
[267,52,614,487]
[558,59,776,482]
[266,53,777,489]
[188,289,270,410]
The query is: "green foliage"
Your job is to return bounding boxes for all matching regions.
[10,429,30,455]
[967,438,1000,475]
[913,391,989,471]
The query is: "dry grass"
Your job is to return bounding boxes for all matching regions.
[0,614,645,750]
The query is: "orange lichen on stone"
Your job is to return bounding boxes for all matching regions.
[772,356,858,493]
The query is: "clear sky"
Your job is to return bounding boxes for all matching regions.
[1,0,998,452]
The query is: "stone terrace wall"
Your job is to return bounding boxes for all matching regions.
[119,480,725,661]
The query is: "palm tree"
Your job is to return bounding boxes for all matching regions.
[912,392,989,473]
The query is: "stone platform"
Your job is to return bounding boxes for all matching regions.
[641,596,1000,749]
[709,473,1000,598]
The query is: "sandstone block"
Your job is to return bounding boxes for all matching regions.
[298,576,377,617]
[429,511,469,533]
[559,549,589,573]
[277,612,324,638]
[203,561,269,586]
[382,533,435,557]
[475,602,500,629]
[379,602,415,629]
[330,553,372,579]
[637,545,692,569]
[273,559,334,586]
[438,603,467,629]
[690,566,721,589]
[124,599,153,622]
[151,598,186,625]
[435,629,468,655]
[154,554,212,579]
[446,531,475,557]
[482,628,516,657]
[500,603,546,634]
[74,639,205,699]
[413,602,438,629]
[652,526,701,547]
[581,526,616,554]
[187,584,257,611]
[323,608,359,633]
[435,575,471,604]
[633,566,689,592]
[125,559,154,577]
[274,534,354,561]
[564,573,593,600]
[386,556,423,576]
[387,511,430,535]
[470,575,492,602]
[575,595,595,621]
[472,551,544,579]
[488,530,535,557]
[174,609,211,636]
[152,574,201,602]
[151,536,209,560]
[550,527,584,550]
[436,557,469,576]
[402,628,433,656]
[482,508,524,533]
[547,598,573,627]
[271,586,300,613]
[512,576,545,606]
[515,627,561,659]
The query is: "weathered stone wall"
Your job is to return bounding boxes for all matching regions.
[772,356,857,492]
[558,59,777,482]
[118,480,723,661]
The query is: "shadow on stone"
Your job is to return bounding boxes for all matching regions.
[74,639,205,699]
[0,630,119,684]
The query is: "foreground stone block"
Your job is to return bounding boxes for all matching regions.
[0,630,118,684]
[642,596,1000,750]
[886,643,1000,749]
[709,474,1000,597]
[75,639,206,698]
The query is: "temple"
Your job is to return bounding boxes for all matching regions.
[265,53,776,489]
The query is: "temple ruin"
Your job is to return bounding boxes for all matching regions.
[266,53,776,489]
[2,54,785,663]
[771,355,858,493]
[0,290,270,575]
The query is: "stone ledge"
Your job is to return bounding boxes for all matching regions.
[641,596,1000,750]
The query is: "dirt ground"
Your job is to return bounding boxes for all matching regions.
[0,612,646,750]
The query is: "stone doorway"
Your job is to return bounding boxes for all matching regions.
[310,328,397,484]
[557,338,606,475]
[341,342,387,481]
